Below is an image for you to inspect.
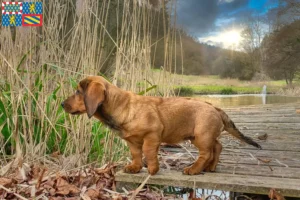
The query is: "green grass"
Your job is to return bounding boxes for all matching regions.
[0,68,113,164]
[174,86,194,96]
[177,85,266,95]
[220,88,236,95]
[168,74,286,95]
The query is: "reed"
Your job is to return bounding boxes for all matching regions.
[0,0,179,172]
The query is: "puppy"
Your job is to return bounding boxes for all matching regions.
[62,76,261,175]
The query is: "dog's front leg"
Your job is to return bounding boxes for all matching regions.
[143,134,160,175]
[124,141,143,174]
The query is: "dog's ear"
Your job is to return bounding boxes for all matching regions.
[84,82,106,118]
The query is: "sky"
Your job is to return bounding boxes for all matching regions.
[175,0,280,49]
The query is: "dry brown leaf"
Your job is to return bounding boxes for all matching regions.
[51,151,61,158]
[55,177,80,195]
[30,164,45,180]
[85,188,101,199]
[0,177,16,187]
[112,194,123,200]
[104,173,111,179]
[93,167,111,175]
[257,158,271,163]
[80,176,96,188]
[49,197,65,200]
[49,188,56,196]
[81,194,92,200]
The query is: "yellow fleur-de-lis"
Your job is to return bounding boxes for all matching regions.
[9,15,16,26]
[29,3,36,13]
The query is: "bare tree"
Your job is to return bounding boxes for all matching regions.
[265,20,300,86]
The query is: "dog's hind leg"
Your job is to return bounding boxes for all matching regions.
[204,139,222,172]
[124,141,143,174]
[183,133,214,175]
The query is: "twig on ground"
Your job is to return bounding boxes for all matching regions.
[179,144,196,161]
[0,185,29,200]
[129,175,151,200]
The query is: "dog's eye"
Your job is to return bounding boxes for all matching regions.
[75,90,80,95]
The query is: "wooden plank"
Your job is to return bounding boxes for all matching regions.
[218,156,300,168]
[223,102,300,108]
[231,117,300,123]
[220,139,300,151]
[215,164,300,178]
[115,169,300,197]
[228,113,298,117]
[237,130,300,135]
[234,123,300,130]
[116,103,300,196]
[223,103,300,110]
[162,147,300,158]
[161,148,300,168]
[224,109,297,114]
[185,164,300,178]
[160,154,300,169]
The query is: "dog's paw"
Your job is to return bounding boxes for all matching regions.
[147,164,159,175]
[183,166,202,175]
[123,164,142,174]
[204,165,216,172]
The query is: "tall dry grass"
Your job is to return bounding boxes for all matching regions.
[0,0,179,174]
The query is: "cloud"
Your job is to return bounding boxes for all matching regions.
[175,0,250,37]
[198,29,243,50]
[176,0,219,37]
[219,0,235,4]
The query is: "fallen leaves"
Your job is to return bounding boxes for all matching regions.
[0,163,117,199]
[0,163,176,199]
[0,177,16,188]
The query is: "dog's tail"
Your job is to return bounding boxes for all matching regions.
[214,106,262,149]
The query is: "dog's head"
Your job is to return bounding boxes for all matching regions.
[61,76,107,118]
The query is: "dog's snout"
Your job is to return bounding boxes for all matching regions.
[61,102,65,108]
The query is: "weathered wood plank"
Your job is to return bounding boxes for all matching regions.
[161,148,300,168]
[115,169,300,197]
[216,164,300,178]
[220,139,300,151]
[224,109,298,114]
[162,147,300,158]
[228,113,298,117]
[234,123,300,130]
[236,130,300,135]
[116,103,300,196]
[231,117,300,123]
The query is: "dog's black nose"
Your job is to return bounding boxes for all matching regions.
[61,102,65,108]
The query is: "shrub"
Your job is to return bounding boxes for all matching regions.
[220,88,236,95]
[174,86,194,96]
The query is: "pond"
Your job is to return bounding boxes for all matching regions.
[194,94,300,107]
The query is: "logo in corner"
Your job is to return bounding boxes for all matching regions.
[1,2,22,26]
[1,2,43,27]
[22,2,43,26]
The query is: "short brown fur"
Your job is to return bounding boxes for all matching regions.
[62,76,261,175]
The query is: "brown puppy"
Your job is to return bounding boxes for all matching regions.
[62,76,261,175]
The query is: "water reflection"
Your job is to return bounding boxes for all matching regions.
[262,94,266,104]
[194,94,300,107]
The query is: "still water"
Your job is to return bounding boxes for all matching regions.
[194,94,300,107]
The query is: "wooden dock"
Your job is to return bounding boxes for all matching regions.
[116,103,300,197]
